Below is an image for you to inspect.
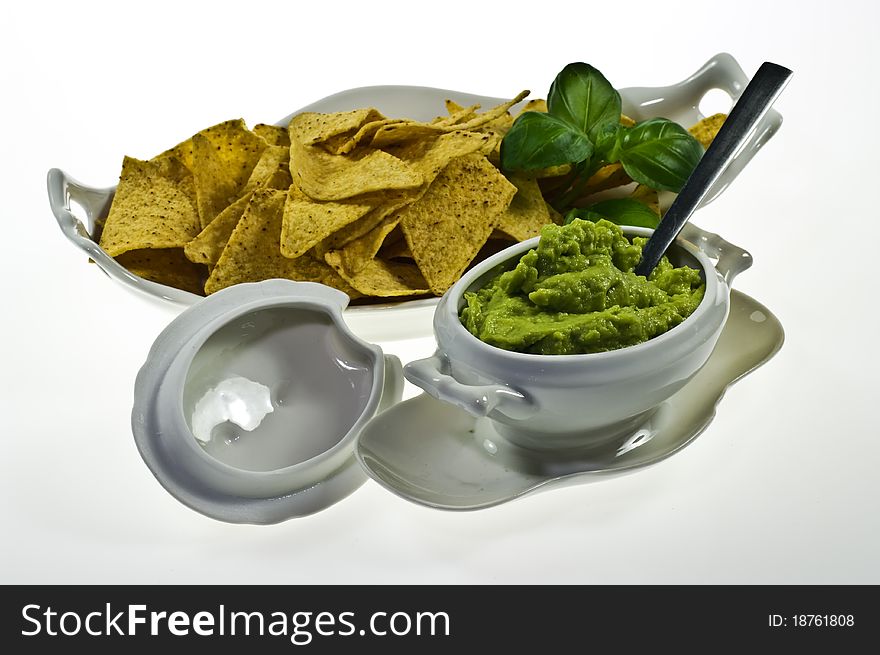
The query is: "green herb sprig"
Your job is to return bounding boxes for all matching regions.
[500,63,704,221]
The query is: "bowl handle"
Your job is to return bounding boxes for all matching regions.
[404,353,536,420]
[694,54,785,206]
[681,223,752,285]
[47,168,115,243]
[621,53,784,207]
[48,168,203,307]
[46,167,122,275]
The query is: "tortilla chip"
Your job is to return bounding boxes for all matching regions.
[191,119,267,228]
[370,114,506,150]
[116,248,207,295]
[443,99,466,114]
[184,191,253,266]
[517,98,547,115]
[344,92,526,151]
[280,183,375,258]
[435,100,480,126]
[331,117,403,155]
[630,184,661,215]
[369,122,449,149]
[205,188,359,297]
[446,90,529,133]
[390,129,497,181]
[325,253,429,297]
[289,115,424,201]
[253,123,291,147]
[481,108,515,135]
[479,127,507,167]
[325,216,400,276]
[387,130,501,174]
[154,118,275,175]
[495,175,552,241]
[329,94,525,156]
[152,136,195,171]
[99,155,201,257]
[289,108,385,146]
[315,194,414,254]
[311,129,498,257]
[689,113,727,148]
[245,145,290,190]
[582,162,632,196]
[262,163,292,190]
[399,154,517,295]
[531,164,574,181]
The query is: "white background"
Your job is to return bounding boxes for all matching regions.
[3,0,878,584]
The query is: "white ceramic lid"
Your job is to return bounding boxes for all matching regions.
[131,279,403,524]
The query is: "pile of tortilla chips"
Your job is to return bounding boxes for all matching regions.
[97,91,573,301]
[98,96,726,301]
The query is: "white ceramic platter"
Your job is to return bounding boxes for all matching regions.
[47,52,782,343]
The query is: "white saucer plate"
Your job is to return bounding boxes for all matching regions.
[356,290,784,510]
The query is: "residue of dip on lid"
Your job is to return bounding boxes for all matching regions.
[191,376,274,444]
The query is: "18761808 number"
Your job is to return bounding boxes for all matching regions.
[769,614,855,628]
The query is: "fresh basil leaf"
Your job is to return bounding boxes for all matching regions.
[593,121,620,163]
[568,198,660,228]
[616,118,704,192]
[500,111,593,172]
[548,63,622,145]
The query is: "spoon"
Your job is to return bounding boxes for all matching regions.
[634,61,793,277]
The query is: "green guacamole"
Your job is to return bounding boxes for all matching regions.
[460,219,705,355]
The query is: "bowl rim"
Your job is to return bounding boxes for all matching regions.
[437,224,728,364]
[174,299,385,476]
[133,281,386,490]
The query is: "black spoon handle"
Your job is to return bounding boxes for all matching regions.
[634,61,793,278]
